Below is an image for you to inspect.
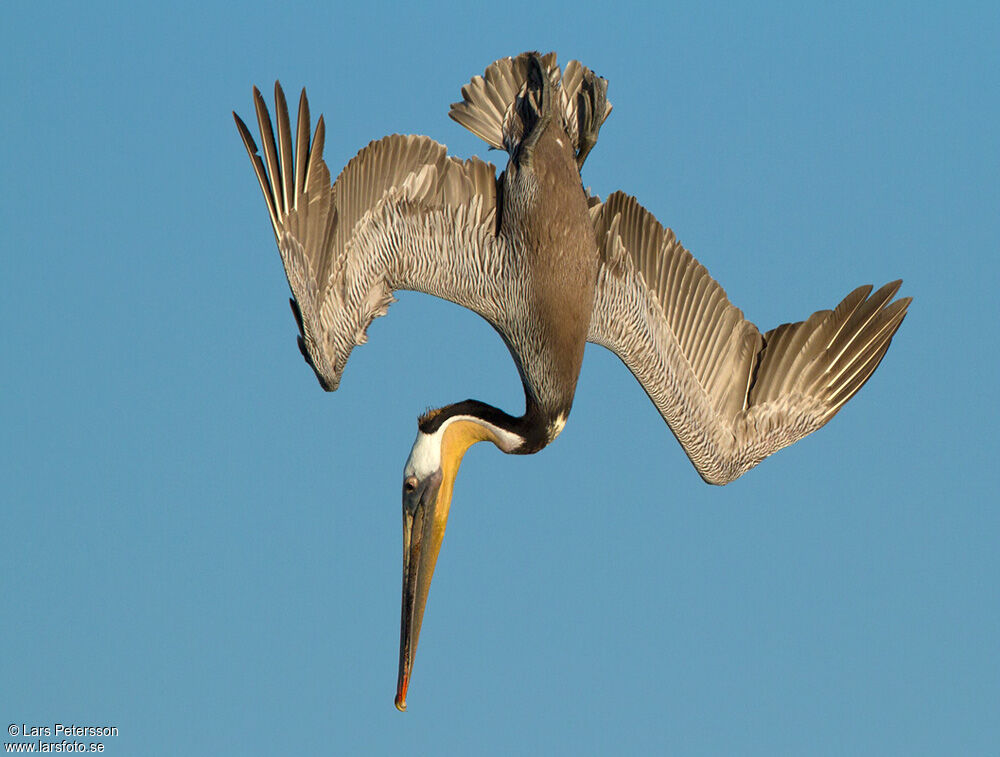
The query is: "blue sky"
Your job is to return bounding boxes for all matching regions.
[3,1,998,754]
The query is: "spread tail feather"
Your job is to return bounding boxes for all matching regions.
[449,51,612,170]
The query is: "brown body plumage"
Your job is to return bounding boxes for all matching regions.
[498,106,597,437]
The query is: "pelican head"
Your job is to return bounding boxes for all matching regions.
[394,407,524,711]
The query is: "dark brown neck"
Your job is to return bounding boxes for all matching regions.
[418,398,561,455]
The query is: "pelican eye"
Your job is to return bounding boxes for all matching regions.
[403,476,418,493]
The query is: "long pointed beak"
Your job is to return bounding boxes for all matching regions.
[395,470,450,712]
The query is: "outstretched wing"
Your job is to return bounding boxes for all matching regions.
[448,52,612,168]
[588,191,911,485]
[234,83,507,391]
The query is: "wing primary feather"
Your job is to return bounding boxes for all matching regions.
[289,297,305,333]
[821,284,871,349]
[822,297,910,392]
[828,280,902,366]
[826,337,895,413]
[253,86,283,224]
[294,88,310,207]
[305,114,325,193]
[233,111,280,240]
[829,318,900,397]
[274,82,294,216]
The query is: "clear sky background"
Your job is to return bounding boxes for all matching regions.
[3,1,998,754]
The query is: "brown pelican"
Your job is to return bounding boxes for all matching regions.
[233,52,910,711]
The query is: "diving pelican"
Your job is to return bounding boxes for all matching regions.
[233,52,910,711]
